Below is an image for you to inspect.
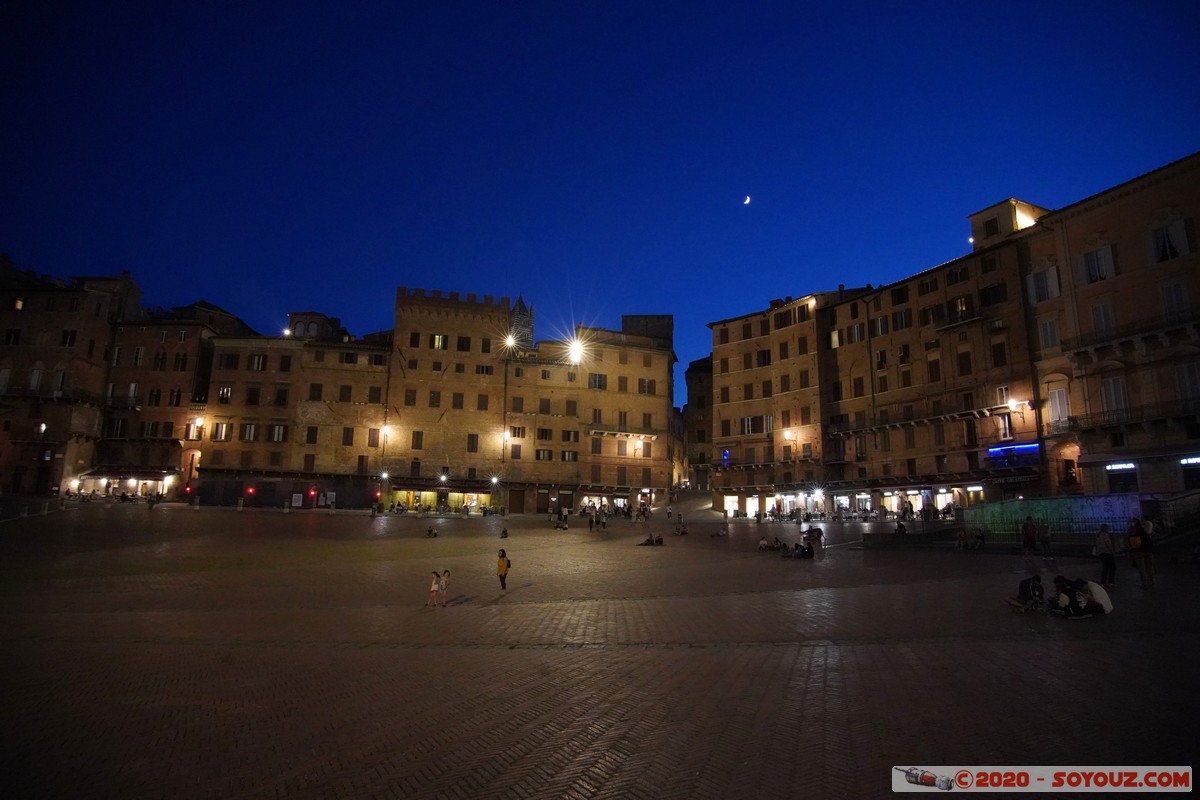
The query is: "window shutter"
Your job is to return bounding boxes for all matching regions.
[1168,219,1190,256]
[1047,266,1059,299]
[1144,231,1157,265]
[1025,274,1037,303]
[1106,244,1117,277]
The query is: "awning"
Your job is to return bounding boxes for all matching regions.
[1078,445,1200,465]
[77,466,180,481]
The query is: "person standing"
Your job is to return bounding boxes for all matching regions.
[426,571,440,607]
[1021,516,1037,556]
[1129,519,1156,588]
[497,548,510,591]
[438,570,450,607]
[1094,524,1117,586]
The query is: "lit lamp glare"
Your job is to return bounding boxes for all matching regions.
[568,339,584,364]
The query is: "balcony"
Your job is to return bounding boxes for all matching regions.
[1062,311,1200,353]
[1068,398,1200,431]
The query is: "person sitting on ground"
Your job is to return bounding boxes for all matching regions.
[1078,578,1113,615]
[895,521,907,535]
[758,536,769,550]
[781,543,796,558]
[771,537,783,551]
[426,526,437,538]
[638,534,654,546]
[654,533,663,546]
[1050,575,1092,619]
[1005,574,1044,612]
[799,542,815,559]
[679,523,689,535]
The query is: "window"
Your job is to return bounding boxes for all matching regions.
[562,429,579,442]
[538,398,550,414]
[890,286,909,305]
[617,440,628,457]
[212,422,231,441]
[846,323,865,344]
[342,427,355,446]
[152,351,167,370]
[919,305,945,327]
[947,265,968,284]
[891,308,913,330]
[466,432,479,453]
[457,336,471,352]
[918,276,938,295]
[1149,220,1191,262]
[1048,388,1069,429]
[450,392,463,409]
[536,427,552,441]
[510,426,526,439]
[565,400,577,416]
[477,394,489,411]
[404,389,417,406]
[278,355,291,372]
[869,316,889,337]
[1038,318,1060,349]
[306,426,318,444]
[998,413,1014,440]
[339,385,352,402]
[1162,281,1188,320]
[173,353,188,371]
[927,358,941,382]
[475,364,493,375]
[245,387,261,406]
[743,383,753,400]
[309,383,323,401]
[991,341,1007,368]
[429,334,449,350]
[510,444,522,459]
[983,218,999,237]
[561,450,578,462]
[979,283,1007,307]
[591,408,602,424]
[240,423,259,442]
[592,437,602,454]
[61,329,77,347]
[1175,360,1200,400]
[1101,375,1128,417]
[269,424,288,443]
[429,390,441,408]
[642,412,652,428]
[109,345,119,365]
[511,396,523,413]
[536,449,554,461]
[1027,267,1060,303]
[249,354,267,371]
[829,329,843,349]
[780,374,791,392]
[1092,303,1115,337]
[1082,245,1114,283]
[779,341,789,359]
[169,389,182,407]
[368,428,380,448]
[218,353,239,370]
[948,295,973,322]
[588,373,608,390]
[797,336,808,355]
[637,378,656,394]
[618,411,629,429]
[618,376,629,392]
[957,351,973,376]
[411,430,424,449]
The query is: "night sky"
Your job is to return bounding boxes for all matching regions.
[3,1,1198,406]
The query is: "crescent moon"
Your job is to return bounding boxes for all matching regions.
[743,196,751,205]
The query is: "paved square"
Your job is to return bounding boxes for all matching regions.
[1,500,1197,798]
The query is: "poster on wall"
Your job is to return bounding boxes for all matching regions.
[291,493,303,508]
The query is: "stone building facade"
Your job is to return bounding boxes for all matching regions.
[705,151,1200,518]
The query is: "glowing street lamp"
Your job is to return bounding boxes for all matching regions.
[567,338,584,364]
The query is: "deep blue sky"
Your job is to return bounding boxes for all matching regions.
[3,1,1198,407]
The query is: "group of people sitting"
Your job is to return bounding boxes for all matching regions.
[757,536,816,559]
[637,532,665,546]
[1005,573,1113,618]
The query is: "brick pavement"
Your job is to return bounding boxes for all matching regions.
[1,503,1197,798]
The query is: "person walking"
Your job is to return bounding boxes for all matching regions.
[497,548,510,591]
[426,571,440,607]
[1094,524,1117,586]
[438,570,450,607]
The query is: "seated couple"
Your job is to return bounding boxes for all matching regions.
[637,533,665,546]
[782,542,814,559]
